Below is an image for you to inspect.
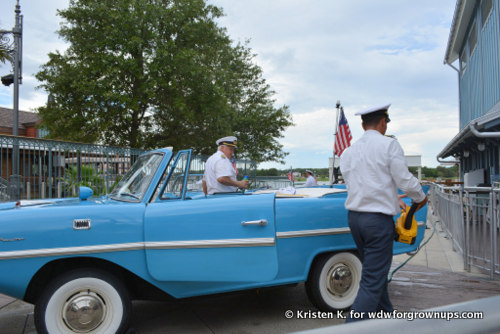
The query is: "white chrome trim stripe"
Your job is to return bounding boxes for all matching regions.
[146,238,275,249]
[276,222,426,239]
[0,242,145,260]
[276,227,351,239]
[0,238,276,260]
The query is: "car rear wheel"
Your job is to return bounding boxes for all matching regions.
[305,252,362,311]
[34,268,131,334]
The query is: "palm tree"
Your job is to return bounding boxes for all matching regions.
[0,42,10,63]
[0,52,8,64]
[61,165,106,196]
[0,28,12,64]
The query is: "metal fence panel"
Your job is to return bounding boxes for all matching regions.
[429,184,465,255]
[0,135,144,201]
[0,135,257,201]
[254,176,292,189]
[431,183,500,279]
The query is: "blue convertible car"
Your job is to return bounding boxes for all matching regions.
[0,148,427,333]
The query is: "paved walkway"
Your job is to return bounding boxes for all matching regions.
[1,208,499,333]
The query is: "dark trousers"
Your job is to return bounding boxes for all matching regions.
[346,211,395,322]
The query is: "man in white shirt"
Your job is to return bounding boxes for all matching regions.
[202,136,249,195]
[304,170,317,187]
[340,104,427,322]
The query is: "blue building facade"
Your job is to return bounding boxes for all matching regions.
[439,0,500,186]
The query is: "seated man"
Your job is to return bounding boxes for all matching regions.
[304,169,317,187]
[202,136,249,195]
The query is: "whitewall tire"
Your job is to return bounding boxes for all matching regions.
[306,252,362,311]
[34,268,130,334]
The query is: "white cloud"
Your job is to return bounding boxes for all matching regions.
[282,107,337,151]
[0,0,69,109]
[1,0,460,169]
[211,0,459,168]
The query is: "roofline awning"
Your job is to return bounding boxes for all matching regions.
[438,107,500,159]
[443,0,476,65]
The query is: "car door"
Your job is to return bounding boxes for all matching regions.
[144,150,279,282]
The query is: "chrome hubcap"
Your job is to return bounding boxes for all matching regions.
[327,263,352,296]
[63,291,106,332]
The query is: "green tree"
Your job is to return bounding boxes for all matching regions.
[256,168,280,177]
[0,27,11,64]
[409,166,458,179]
[36,0,292,163]
[0,47,9,64]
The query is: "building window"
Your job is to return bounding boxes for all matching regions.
[482,0,493,28]
[469,22,477,54]
[26,127,36,138]
[38,127,49,138]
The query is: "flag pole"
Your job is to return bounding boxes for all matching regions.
[288,166,294,187]
[331,101,341,185]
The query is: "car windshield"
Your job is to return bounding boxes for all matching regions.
[110,153,164,202]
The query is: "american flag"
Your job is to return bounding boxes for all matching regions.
[334,108,352,156]
[287,168,294,182]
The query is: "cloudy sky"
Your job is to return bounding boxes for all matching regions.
[0,0,459,169]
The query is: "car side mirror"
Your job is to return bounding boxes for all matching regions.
[79,186,93,200]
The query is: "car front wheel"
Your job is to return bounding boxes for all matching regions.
[305,252,362,311]
[34,268,131,334]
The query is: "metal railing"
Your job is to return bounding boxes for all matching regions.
[254,176,293,189]
[430,183,500,279]
[0,135,258,202]
[429,184,465,255]
[0,135,145,201]
[189,154,257,182]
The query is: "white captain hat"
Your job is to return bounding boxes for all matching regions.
[216,136,238,147]
[355,103,391,123]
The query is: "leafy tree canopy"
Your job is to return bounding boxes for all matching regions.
[0,47,9,64]
[258,165,458,180]
[36,0,293,163]
[0,25,11,64]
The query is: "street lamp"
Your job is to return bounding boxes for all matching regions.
[1,74,14,86]
[1,0,23,200]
